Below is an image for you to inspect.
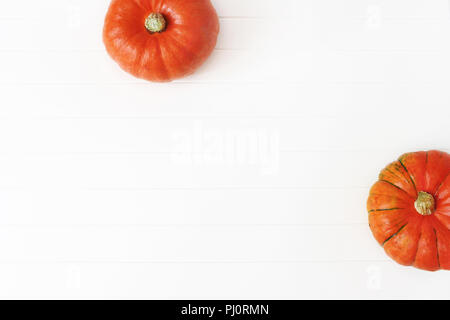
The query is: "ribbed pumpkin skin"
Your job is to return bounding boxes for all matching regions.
[367,150,450,271]
[103,0,220,82]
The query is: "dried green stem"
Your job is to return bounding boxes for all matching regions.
[414,191,435,216]
[145,13,166,33]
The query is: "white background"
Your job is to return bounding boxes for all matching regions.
[0,0,449,299]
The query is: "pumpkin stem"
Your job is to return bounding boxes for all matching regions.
[414,191,435,216]
[145,13,166,33]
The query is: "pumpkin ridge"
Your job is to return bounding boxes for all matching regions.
[435,171,450,196]
[159,33,200,78]
[368,193,412,202]
[131,34,150,77]
[432,220,450,269]
[384,166,408,182]
[117,32,145,73]
[154,37,171,80]
[433,213,450,233]
[382,168,408,185]
[133,0,146,11]
[398,159,418,195]
[434,228,441,268]
[369,208,403,213]
[424,151,429,188]
[165,31,201,64]
[422,151,446,193]
[383,223,408,246]
[434,215,450,235]
[379,179,415,199]
[165,31,202,60]
[153,0,165,13]
[136,37,158,78]
[412,228,423,266]
[159,35,190,78]
[380,166,417,198]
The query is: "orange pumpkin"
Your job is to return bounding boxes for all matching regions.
[368,150,450,271]
[103,0,220,82]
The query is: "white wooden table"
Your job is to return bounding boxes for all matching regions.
[0,0,449,299]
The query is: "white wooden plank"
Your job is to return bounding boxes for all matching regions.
[0,151,398,189]
[0,83,448,118]
[0,260,447,299]
[0,188,368,226]
[0,225,382,262]
[0,117,447,154]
